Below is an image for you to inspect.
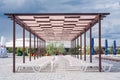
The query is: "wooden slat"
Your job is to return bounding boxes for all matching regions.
[5,13,110,41]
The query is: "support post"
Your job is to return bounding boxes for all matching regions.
[84,30,86,61]
[72,40,74,54]
[75,39,76,54]
[98,15,102,72]
[13,15,16,73]
[77,37,79,58]
[39,40,41,57]
[23,27,25,63]
[90,27,92,63]
[72,40,75,55]
[44,41,46,54]
[80,35,82,60]
[45,41,46,54]
[37,36,38,59]
[77,37,79,46]
[34,35,36,60]
[41,40,42,56]
[29,31,31,61]
[43,41,44,54]
[71,41,72,54]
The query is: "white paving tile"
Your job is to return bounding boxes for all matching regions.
[0,55,120,80]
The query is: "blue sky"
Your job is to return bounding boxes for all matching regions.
[0,0,120,43]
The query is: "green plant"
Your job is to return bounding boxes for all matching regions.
[108,46,113,54]
[94,46,99,54]
[117,49,120,54]
[73,45,80,55]
[94,46,105,54]
[46,43,55,55]
[86,45,90,55]
[7,47,13,53]
[68,48,72,54]
[101,47,105,54]
[16,48,23,56]
[46,42,66,55]
[57,43,64,54]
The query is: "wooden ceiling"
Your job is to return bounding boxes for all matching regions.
[5,13,109,41]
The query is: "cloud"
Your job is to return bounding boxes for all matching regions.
[0,0,120,44]
[0,0,25,11]
[91,1,120,10]
[37,0,78,12]
[0,0,46,13]
[61,0,91,6]
[103,25,120,39]
[0,18,12,40]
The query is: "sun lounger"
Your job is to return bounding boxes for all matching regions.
[17,56,53,72]
[7,53,13,57]
[64,55,113,72]
[50,56,58,72]
[64,55,85,71]
[82,62,113,72]
[101,62,113,72]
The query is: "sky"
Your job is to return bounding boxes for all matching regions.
[0,0,120,46]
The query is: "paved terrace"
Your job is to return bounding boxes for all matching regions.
[0,55,120,80]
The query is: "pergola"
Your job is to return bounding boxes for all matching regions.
[5,13,110,72]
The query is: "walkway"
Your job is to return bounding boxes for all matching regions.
[0,55,120,80]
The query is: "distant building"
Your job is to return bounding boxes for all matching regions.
[6,38,71,48]
[6,38,36,48]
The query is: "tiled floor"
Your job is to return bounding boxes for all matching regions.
[0,56,120,80]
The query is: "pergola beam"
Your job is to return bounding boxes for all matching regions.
[5,13,110,16]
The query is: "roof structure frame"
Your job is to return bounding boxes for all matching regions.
[5,13,110,41]
[15,15,45,41]
[73,14,99,40]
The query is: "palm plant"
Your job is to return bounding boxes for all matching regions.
[46,43,55,55]
[57,43,64,54]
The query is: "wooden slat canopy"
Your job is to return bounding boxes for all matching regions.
[5,13,109,41]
